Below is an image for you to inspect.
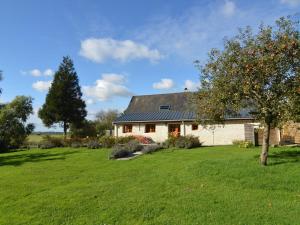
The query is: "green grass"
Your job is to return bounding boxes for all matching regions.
[0,146,300,225]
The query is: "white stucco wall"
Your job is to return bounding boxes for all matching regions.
[114,121,254,145]
[185,122,248,145]
[114,123,168,143]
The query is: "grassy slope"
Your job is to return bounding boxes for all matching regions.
[0,146,299,225]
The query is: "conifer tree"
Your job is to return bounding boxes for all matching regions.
[39,56,87,137]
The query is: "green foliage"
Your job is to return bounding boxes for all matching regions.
[142,144,162,154]
[95,110,119,135]
[232,140,254,148]
[38,135,64,149]
[0,96,34,150]
[99,136,116,148]
[125,140,143,152]
[175,135,201,149]
[193,17,300,164]
[70,120,97,138]
[86,139,101,149]
[38,56,87,136]
[162,136,178,148]
[109,145,131,159]
[116,136,135,144]
[194,17,300,127]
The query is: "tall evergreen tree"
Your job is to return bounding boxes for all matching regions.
[39,56,87,137]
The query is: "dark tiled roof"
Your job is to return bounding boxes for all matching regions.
[114,111,196,123]
[114,92,253,123]
[124,92,192,113]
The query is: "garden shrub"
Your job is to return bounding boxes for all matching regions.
[142,144,162,154]
[184,135,201,149]
[175,135,201,149]
[232,139,254,148]
[175,136,187,148]
[125,140,143,152]
[87,139,101,149]
[71,141,82,148]
[132,135,154,144]
[39,135,64,149]
[162,136,178,148]
[115,136,135,144]
[99,136,116,148]
[109,145,131,159]
[63,137,84,147]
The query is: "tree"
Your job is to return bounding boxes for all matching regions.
[193,17,300,166]
[70,120,97,138]
[95,110,119,135]
[39,56,87,138]
[0,96,34,150]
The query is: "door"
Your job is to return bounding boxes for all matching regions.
[169,124,181,137]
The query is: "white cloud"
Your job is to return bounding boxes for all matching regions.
[153,78,174,90]
[79,38,163,63]
[22,68,54,77]
[32,81,52,92]
[83,73,132,101]
[85,99,95,105]
[43,69,54,76]
[184,80,200,91]
[280,0,300,6]
[221,0,236,17]
[30,69,42,77]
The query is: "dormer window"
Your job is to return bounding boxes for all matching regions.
[159,105,171,111]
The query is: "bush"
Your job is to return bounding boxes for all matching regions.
[39,141,56,149]
[132,135,154,144]
[175,136,187,148]
[87,139,101,149]
[99,136,116,148]
[232,139,254,148]
[63,137,83,147]
[109,145,131,159]
[39,135,63,149]
[115,136,135,144]
[142,144,162,154]
[184,135,201,149]
[162,136,178,148]
[175,135,201,149]
[71,141,82,148]
[125,140,143,152]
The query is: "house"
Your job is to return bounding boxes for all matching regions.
[113,92,285,145]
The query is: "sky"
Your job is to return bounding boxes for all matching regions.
[0,0,299,131]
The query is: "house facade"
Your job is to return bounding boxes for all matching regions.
[113,92,283,146]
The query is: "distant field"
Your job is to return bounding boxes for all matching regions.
[27,134,64,143]
[0,146,300,225]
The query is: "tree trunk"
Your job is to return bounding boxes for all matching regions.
[260,123,271,166]
[63,122,67,140]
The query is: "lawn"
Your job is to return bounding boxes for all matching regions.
[0,146,300,225]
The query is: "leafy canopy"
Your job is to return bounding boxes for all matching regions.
[194,17,300,128]
[0,96,34,150]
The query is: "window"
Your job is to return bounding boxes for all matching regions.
[192,124,198,130]
[123,124,132,133]
[145,124,156,133]
[159,105,171,111]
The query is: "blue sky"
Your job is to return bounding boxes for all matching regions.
[0,0,299,131]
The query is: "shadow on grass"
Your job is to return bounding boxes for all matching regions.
[264,150,300,166]
[0,150,79,167]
